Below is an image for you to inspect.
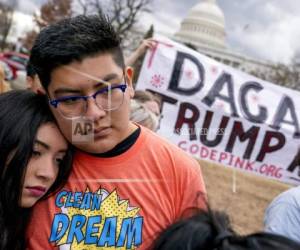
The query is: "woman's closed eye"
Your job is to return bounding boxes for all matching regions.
[32,150,41,157]
[55,154,65,166]
[55,158,63,165]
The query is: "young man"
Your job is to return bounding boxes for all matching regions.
[26,15,207,249]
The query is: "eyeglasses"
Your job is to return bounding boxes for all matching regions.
[49,83,127,119]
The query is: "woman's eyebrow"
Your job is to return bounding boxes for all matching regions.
[34,139,49,150]
[34,140,67,153]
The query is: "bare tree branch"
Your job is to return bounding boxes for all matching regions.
[76,0,153,40]
[34,0,72,29]
[77,0,88,15]
[0,1,17,51]
[250,63,300,91]
[23,0,72,50]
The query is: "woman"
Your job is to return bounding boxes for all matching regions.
[130,90,162,131]
[0,90,73,250]
[130,99,160,131]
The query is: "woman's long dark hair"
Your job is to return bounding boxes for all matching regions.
[0,90,73,250]
[153,208,300,250]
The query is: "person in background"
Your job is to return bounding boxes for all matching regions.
[0,63,11,93]
[130,99,160,131]
[134,90,161,116]
[26,62,44,94]
[125,38,156,67]
[264,185,300,243]
[0,90,73,250]
[153,209,300,250]
[130,90,162,131]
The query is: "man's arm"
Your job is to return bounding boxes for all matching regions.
[125,39,156,66]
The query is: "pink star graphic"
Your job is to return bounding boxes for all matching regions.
[150,74,165,88]
[211,66,218,75]
[251,95,259,102]
[185,69,194,80]
[216,102,224,109]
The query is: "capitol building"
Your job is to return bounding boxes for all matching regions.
[173,0,299,89]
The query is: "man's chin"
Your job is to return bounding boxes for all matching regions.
[74,141,116,154]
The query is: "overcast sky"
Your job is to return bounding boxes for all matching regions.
[5,0,300,64]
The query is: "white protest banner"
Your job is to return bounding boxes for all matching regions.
[136,36,300,186]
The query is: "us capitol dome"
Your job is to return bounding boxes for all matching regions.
[175,0,226,49]
[173,0,283,87]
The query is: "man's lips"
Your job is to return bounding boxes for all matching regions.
[93,127,112,137]
[26,186,47,197]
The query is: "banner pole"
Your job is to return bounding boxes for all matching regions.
[232,169,237,193]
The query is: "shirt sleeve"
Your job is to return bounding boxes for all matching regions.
[26,199,58,250]
[264,200,300,243]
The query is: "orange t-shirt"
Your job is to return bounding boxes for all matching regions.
[26,126,206,249]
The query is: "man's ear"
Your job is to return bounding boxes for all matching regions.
[126,66,134,84]
[125,66,135,98]
[37,87,46,95]
[26,76,33,89]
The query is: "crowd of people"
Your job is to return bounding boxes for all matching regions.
[0,14,299,250]
[0,65,11,94]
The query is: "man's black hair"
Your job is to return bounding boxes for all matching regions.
[26,62,36,77]
[30,14,125,91]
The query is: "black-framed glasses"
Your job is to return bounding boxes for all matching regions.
[49,83,127,119]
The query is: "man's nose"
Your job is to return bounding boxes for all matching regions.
[85,98,106,120]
